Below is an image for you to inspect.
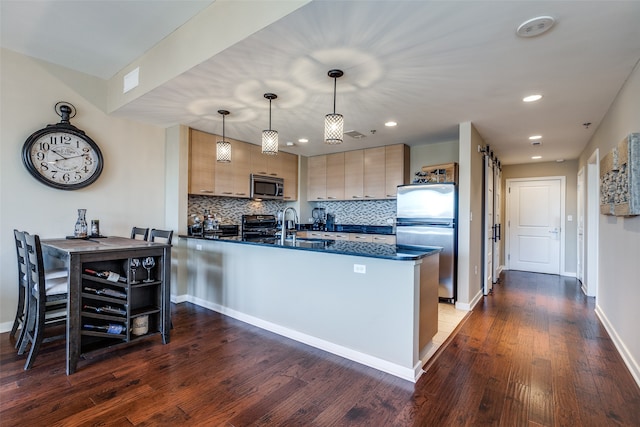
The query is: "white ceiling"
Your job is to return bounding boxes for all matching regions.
[2,0,640,165]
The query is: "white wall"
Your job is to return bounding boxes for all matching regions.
[0,49,168,330]
[578,60,640,385]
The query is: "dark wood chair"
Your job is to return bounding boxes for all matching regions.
[17,233,68,370]
[11,230,29,348]
[149,229,173,245]
[131,227,150,241]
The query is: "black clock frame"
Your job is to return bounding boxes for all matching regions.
[22,104,104,190]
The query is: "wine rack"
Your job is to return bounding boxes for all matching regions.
[80,256,164,351]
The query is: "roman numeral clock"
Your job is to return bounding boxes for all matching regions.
[22,102,103,190]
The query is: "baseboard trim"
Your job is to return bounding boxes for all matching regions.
[595,304,640,388]
[455,288,483,311]
[185,296,422,383]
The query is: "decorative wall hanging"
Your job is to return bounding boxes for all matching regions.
[600,133,639,216]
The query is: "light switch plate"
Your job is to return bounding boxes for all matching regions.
[354,264,366,274]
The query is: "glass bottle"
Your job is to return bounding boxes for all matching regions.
[74,208,88,238]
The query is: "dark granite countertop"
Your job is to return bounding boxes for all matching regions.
[180,234,440,261]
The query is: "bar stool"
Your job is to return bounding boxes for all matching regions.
[18,233,68,370]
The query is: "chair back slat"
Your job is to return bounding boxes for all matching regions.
[149,229,173,245]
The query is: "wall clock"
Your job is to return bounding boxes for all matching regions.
[22,102,103,190]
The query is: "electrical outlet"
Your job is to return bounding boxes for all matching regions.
[354,264,366,274]
[474,265,478,275]
[196,244,202,251]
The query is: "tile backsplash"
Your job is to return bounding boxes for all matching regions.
[188,195,397,226]
[313,200,396,226]
[188,195,288,224]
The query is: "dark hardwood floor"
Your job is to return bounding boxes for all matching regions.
[2,271,639,426]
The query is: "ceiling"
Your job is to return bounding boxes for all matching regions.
[2,1,640,165]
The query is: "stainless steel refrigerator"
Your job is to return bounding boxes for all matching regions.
[396,183,457,302]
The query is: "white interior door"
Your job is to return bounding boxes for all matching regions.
[507,178,563,274]
[492,166,502,283]
[483,156,494,294]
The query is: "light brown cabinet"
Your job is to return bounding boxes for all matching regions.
[344,150,364,199]
[307,155,327,201]
[385,144,410,198]
[189,129,298,200]
[363,147,386,199]
[298,231,394,244]
[215,140,250,197]
[326,153,345,200]
[307,144,408,201]
[188,129,216,195]
[279,151,298,201]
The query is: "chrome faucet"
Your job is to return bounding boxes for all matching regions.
[280,207,298,245]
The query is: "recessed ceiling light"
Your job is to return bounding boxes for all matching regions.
[556,159,565,163]
[298,138,308,143]
[529,135,542,140]
[517,16,556,38]
[523,94,542,102]
[531,155,542,160]
[385,121,397,127]
[286,141,295,146]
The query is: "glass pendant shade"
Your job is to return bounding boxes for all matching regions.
[262,93,278,155]
[216,140,231,163]
[262,129,278,155]
[324,113,344,145]
[216,109,231,163]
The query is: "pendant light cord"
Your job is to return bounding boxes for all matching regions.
[269,98,272,131]
[333,77,337,114]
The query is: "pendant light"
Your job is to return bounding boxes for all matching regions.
[216,110,231,163]
[325,69,344,144]
[262,93,278,155]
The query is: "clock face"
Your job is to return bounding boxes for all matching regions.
[22,128,103,190]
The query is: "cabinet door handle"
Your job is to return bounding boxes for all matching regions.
[258,171,267,175]
[222,192,233,195]
[386,194,396,198]
[269,173,278,176]
[364,195,376,198]
[200,190,214,193]
[235,193,246,196]
[352,196,362,199]
[316,197,325,200]
[355,236,367,239]
[327,196,336,200]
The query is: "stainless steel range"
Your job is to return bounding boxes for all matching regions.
[241,214,278,240]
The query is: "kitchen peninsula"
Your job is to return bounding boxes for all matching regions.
[182,235,440,382]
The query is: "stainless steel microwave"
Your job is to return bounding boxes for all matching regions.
[250,174,284,200]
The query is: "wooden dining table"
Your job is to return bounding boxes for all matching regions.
[41,236,171,374]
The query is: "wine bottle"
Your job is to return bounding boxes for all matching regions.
[84,287,127,299]
[84,268,126,283]
[83,323,125,334]
[83,304,127,316]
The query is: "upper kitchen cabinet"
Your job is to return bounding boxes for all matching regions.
[326,152,345,200]
[344,150,364,200]
[279,151,298,201]
[189,129,298,200]
[306,144,409,201]
[363,147,386,199]
[307,155,327,201]
[215,139,250,198]
[189,129,215,195]
[384,144,410,198]
[250,145,298,201]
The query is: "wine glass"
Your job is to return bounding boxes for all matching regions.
[142,257,155,282]
[130,258,141,284]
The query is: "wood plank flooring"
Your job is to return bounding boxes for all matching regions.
[2,270,639,426]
